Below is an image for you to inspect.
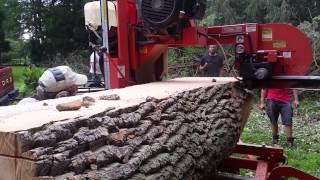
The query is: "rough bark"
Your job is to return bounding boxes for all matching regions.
[0,82,252,180]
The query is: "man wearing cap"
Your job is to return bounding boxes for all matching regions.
[34,66,88,100]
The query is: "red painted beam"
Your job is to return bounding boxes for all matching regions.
[222,156,258,171]
[234,143,284,158]
[269,166,320,180]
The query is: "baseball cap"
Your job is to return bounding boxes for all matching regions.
[39,66,88,92]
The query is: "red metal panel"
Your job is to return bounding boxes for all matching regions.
[234,143,284,157]
[114,0,131,88]
[221,143,317,180]
[258,24,312,76]
[220,143,285,179]
[222,157,258,171]
[127,1,138,70]
[0,66,14,97]
[138,45,168,66]
[269,166,320,180]
[129,27,138,70]
[108,56,120,89]
[206,24,259,52]
[127,1,137,24]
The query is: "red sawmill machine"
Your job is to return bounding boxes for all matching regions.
[84,0,320,179]
[0,66,18,106]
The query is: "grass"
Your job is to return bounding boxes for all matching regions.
[241,100,320,177]
[12,66,27,92]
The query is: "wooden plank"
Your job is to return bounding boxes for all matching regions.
[0,77,236,133]
[0,155,35,180]
[0,132,18,157]
[0,78,238,159]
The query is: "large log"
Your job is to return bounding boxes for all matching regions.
[0,77,252,180]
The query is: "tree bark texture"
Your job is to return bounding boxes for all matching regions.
[0,82,252,180]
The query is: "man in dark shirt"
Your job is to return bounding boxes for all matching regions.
[200,45,224,77]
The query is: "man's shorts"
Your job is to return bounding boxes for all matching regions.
[266,99,293,127]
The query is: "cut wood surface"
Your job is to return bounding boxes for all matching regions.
[0,77,252,180]
[0,77,237,132]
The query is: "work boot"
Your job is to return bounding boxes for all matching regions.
[287,137,294,148]
[272,134,279,145]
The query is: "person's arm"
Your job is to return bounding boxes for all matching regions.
[199,56,208,70]
[292,89,299,108]
[89,53,94,74]
[260,89,267,110]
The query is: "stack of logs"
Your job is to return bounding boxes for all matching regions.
[0,78,252,180]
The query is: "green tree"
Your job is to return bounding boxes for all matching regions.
[0,9,10,63]
[288,0,320,25]
[18,0,91,64]
[19,0,44,63]
[202,0,320,25]
[298,16,320,74]
[41,0,89,58]
[0,0,21,39]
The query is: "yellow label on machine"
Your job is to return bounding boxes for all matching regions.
[139,47,148,54]
[262,28,273,41]
[273,40,287,48]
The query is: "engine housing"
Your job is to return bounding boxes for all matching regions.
[140,0,207,28]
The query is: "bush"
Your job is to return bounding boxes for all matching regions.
[298,16,320,74]
[21,67,45,96]
[1,39,28,65]
[167,48,205,78]
[39,50,90,75]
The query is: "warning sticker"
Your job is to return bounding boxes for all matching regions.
[117,65,126,78]
[283,52,292,59]
[262,28,273,41]
[139,47,148,54]
[246,24,257,33]
[222,26,243,34]
[273,40,287,49]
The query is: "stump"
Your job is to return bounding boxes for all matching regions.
[0,77,252,180]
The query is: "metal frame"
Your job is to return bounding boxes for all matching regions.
[0,66,14,97]
[219,143,319,180]
[92,1,319,178]
[100,0,313,89]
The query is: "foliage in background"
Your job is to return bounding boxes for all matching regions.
[0,0,92,65]
[0,8,10,63]
[203,0,320,25]
[298,16,320,74]
[12,66,26,92]
[21,67,44,96]
[167,48,205,79]
[196,0,320,76]
[42,50,90,75]
[1,39,28,64]
[0,0,21,39]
